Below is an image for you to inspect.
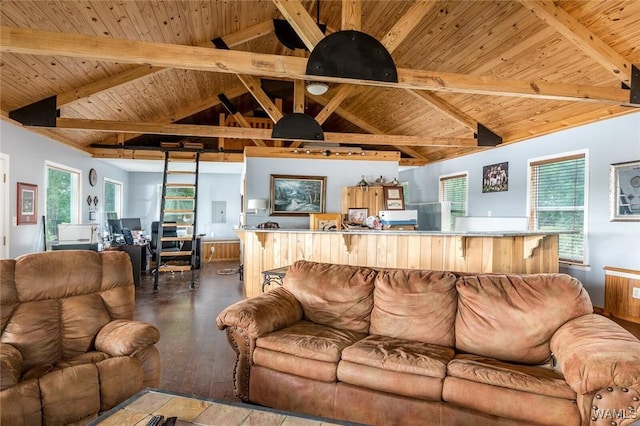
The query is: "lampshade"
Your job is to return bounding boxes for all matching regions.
[306,82,329,95]
[247,199,268,210]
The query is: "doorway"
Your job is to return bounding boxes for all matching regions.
[0,153,9,258]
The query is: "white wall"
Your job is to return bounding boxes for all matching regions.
[0,121,129,258]
[400,112,640,307]
[126,172,242,239]
[244,157,399,228]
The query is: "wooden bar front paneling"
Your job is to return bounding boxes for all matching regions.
[604,267,640,324]
[240,230,560,298]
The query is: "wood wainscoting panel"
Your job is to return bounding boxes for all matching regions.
[604,267,640,324]
[201,240,240,262]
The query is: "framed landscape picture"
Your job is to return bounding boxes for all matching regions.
[270,174,326,216]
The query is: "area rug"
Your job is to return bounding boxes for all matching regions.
[217,268,237,275]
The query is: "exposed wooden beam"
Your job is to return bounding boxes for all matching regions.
[519,0,633,85]
[101,85,249,146]
[271,0,325,51]
[88,147,244,163]
[54,20,274,109]
[380,1,438,53]
[2,26,632,106]
[53,118,477,148]
[341,1,361,31]
[309,93,432,161]
[407,90,477,131]
[235,74,284,122]
[244,146,400,161]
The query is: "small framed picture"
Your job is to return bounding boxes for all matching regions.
[347,208,368,225]
[309,213,342,231]
[17,182,38,225]
[383,186,405,210]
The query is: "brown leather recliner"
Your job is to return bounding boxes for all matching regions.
[0,250,161,426]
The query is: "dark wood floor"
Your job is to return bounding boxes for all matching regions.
[134,262,640,402]
[134,261,244,402]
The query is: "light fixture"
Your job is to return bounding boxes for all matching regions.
[247,199,268,214]
[306,82,329,96]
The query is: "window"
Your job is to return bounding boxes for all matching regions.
[45,162,80,243]
[104,178,123,220]
[157,184,195,233]
[528,152,587,264]
[439,172,468,231]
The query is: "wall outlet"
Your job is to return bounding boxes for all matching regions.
[633,287,640,300]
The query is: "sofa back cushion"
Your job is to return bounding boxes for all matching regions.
[370,269,458,347]
[0,251,134,371]
[455,273,593,365]
[284,260,376,333]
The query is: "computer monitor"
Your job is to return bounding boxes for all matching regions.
[107,219,123,235]
[120,217,142,231]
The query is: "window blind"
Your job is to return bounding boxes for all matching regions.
[529,154,586,263]
[440,173,468,231]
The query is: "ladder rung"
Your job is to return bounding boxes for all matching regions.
[167,171,196,174]
[166,183,195,187]
[164,196,194,200]
[168,158,197,162]
[160,251,192,256]
[161,222,193,227]
[161,236,194,242]
[158,265,192,272]
[163,209,194,213]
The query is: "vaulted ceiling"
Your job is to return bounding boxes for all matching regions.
[1,1,639,166]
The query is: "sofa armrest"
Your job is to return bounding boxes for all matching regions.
[216,287,303,338]
[550,314,640,396]
[0,343,23,390]
[95,319,160,357]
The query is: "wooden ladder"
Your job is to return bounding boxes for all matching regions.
[153,150,201,292]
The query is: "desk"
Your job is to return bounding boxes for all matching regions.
[122,244,148,287]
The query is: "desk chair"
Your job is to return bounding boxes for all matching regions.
[149,221,185,272]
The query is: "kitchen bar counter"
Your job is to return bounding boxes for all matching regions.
[237,228,562,297]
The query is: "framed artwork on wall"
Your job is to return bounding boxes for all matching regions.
[482,161,509,193]
[17,182,38,225]
[610,160,640,221]
[383,186,405,210]
[269,174,326,216]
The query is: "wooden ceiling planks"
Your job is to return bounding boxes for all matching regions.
[1,0,639,164]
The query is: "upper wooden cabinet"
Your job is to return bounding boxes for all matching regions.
[342,186,385,217]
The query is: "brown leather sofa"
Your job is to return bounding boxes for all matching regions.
[0,250,161,425]
[217,260,640,426]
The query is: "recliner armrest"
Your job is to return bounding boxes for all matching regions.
[95,319,160,357]
[0,343,22,390]
[550,314,640,395]
[216,287,303,338]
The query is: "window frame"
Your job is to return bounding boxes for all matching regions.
[44,161,81,243]
[104,177,123,220]
[527,150,589,265]
[439,171,468,232]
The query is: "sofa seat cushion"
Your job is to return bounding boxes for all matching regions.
[254,320,366,382]
[371,269,458,347]
[448,354,575,400]
[337,335,455,401]
[21,351,110,381]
